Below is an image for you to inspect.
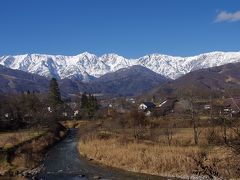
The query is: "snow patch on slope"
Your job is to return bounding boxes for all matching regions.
[0,51,240,81]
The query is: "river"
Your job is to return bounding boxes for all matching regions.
[36,129,177,180]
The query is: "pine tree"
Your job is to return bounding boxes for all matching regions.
[89,94,94,108]
[80,93,99,118]
[81,92,88,109]
[94,96,99,110]
[49,78,62,109]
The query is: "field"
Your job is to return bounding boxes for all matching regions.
[78,118,239,179]
[0,130,46,149]
[80,138,200,177]
[0,124,67,176]
[0,129,47,174]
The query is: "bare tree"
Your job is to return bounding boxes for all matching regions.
[188,89,201,145]
[129,109,148,140]
[164,127,173,146]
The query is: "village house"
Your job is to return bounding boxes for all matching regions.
[204,104,211,110]
[126,98,136,104]
[138,102,156,111]
[153,98,178,116]
[138,98,178,116]
[138,102,156,116]
[222,97,240,117]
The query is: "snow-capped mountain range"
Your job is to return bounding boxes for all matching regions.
[0,51,240,82]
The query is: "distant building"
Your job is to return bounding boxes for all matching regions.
[154,98,178,116]
[126,98,136,104]
[204,105,211,110]
[223,97,240,117]
[159,100,167,107]
[74,110,79,117]
[62,112,68,117]
[138,102,156,110]
[47,107,52,113]
[173,99,191,113]
[4,113,9,118]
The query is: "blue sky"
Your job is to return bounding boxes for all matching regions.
[0,0,239,58]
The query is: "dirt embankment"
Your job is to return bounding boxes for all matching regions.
[0,123,68,177]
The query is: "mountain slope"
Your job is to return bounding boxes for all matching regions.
[0,65,95,96]
[1,51,240,81]
[0,65,49,93]
[0,65,168,97]
[93,65,169,96]
[150,62,240,98]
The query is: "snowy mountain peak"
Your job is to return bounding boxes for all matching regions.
[0,51,240,81]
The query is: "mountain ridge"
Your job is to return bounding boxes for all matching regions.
[0,65,169,97]
[1,51,240,82]
[146,62,240,99]
[92,65,169,96]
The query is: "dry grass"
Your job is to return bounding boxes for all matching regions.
[60,120,89,129]
[78,118,240,178]
[0,130,46,149]
[151,127,237,146]
[79,137,201,177]
[0,127,67,176]
[79,137,237,178]
[100,126,233,146]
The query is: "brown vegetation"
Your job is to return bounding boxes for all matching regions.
[0,123,67,176]
[0,130,46,149]
[60,120,88,129]
[80,138,199,177]
[78,108,240,179]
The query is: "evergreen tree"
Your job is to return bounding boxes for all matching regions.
[81,92,88,109]
[88,94,94,108]
[94,96,99,110]
[49,78,62,109]
[80,93,99,118]
[89,95,98,110]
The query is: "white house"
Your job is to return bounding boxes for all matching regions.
[204,105,211,110]
[74,110,79,116]
[138,102,156,110]
[47,107,52,113]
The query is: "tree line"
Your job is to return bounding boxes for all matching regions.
[0,78,99,131]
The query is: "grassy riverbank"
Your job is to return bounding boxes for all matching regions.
[80,138,200,177]
[0,123,67,176]
[0,130,47,149]
[78,119,238,179]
